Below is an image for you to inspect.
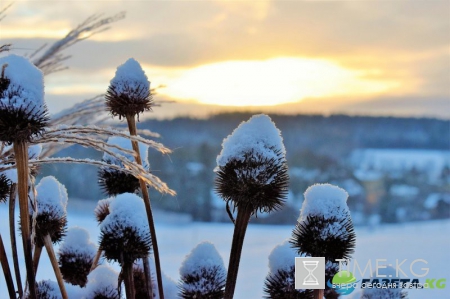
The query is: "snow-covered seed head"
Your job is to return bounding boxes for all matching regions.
[33,176,68,247]
[98,136,149,196]
[264,240,312,299]
[94,198,112,224]
[0,173,11,203]
[0,54,49,144]
[105,58,152,119]
[99,193,151,265]
[84,265,121,299]
[179,241,227,299]
[290,184,356,262]
[58,227,97,287]
[215,114,289,214]
[26,280,60,299]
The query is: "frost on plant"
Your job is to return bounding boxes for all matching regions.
[0,54,49,143]
[58,227,97,287]
[291,183,356,263]
[98,136,149,196]
[179,242,226,299]
[105,58,152,119]
[99,193,151,265]
[215,114,289,214]
[33,176,68,247]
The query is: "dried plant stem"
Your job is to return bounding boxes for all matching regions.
[9,183,23,298]
[90,248,102,272]
[43,235,68,299]
[126,114,164,299]
[0,233,16,298]
[121,257,135,299]
[33,245,43,273]
[224,205,252,299]
[143,257,154,299]
[314,289,324,299]
[13,140,36,299]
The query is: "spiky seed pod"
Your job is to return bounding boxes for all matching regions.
[32,176,68,247]
[291,184,356,263]
[94,198,112,224]
[215,148,289,214]
[179,242,226,299]
[26,280,61,299]
[99,193,151,265]
[0,55,49,144]
[105,58,152,120]
[0,173,11,203]
[98,136,150,196]
[58,227,97,287]
[215,114,289,215]
[98,164,141,196]
[84,265,121,299]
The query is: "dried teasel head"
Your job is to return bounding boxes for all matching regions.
[94,198,112,224]
[84,265,121,299]
[0,55,49,144]
[99,193,151,265]
[105,58,152,120]
[58,227,97,287]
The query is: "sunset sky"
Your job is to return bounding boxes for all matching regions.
[1,0,449,119]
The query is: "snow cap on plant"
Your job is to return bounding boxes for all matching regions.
[84,264,121,299]
[0,54,49,143]
[105,58,152,119]
[264,240,312,299]
[215,114,289,214]
[291,183,356,262]
[98,136,149,196]
[179,241,227,299]
[99,193,151,265]
[58,227,97,287]
[33,176,68,247]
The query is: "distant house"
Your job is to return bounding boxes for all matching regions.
[350,149,450,182]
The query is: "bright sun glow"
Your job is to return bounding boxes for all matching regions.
[157,58,398,107]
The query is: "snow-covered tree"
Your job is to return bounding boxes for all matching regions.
[58,227,97,287]
[215,114,289,299]
[178,242,227,299]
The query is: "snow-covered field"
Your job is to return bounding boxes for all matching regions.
[1,201,449,299]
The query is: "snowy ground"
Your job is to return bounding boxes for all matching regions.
[0,200,449,299]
